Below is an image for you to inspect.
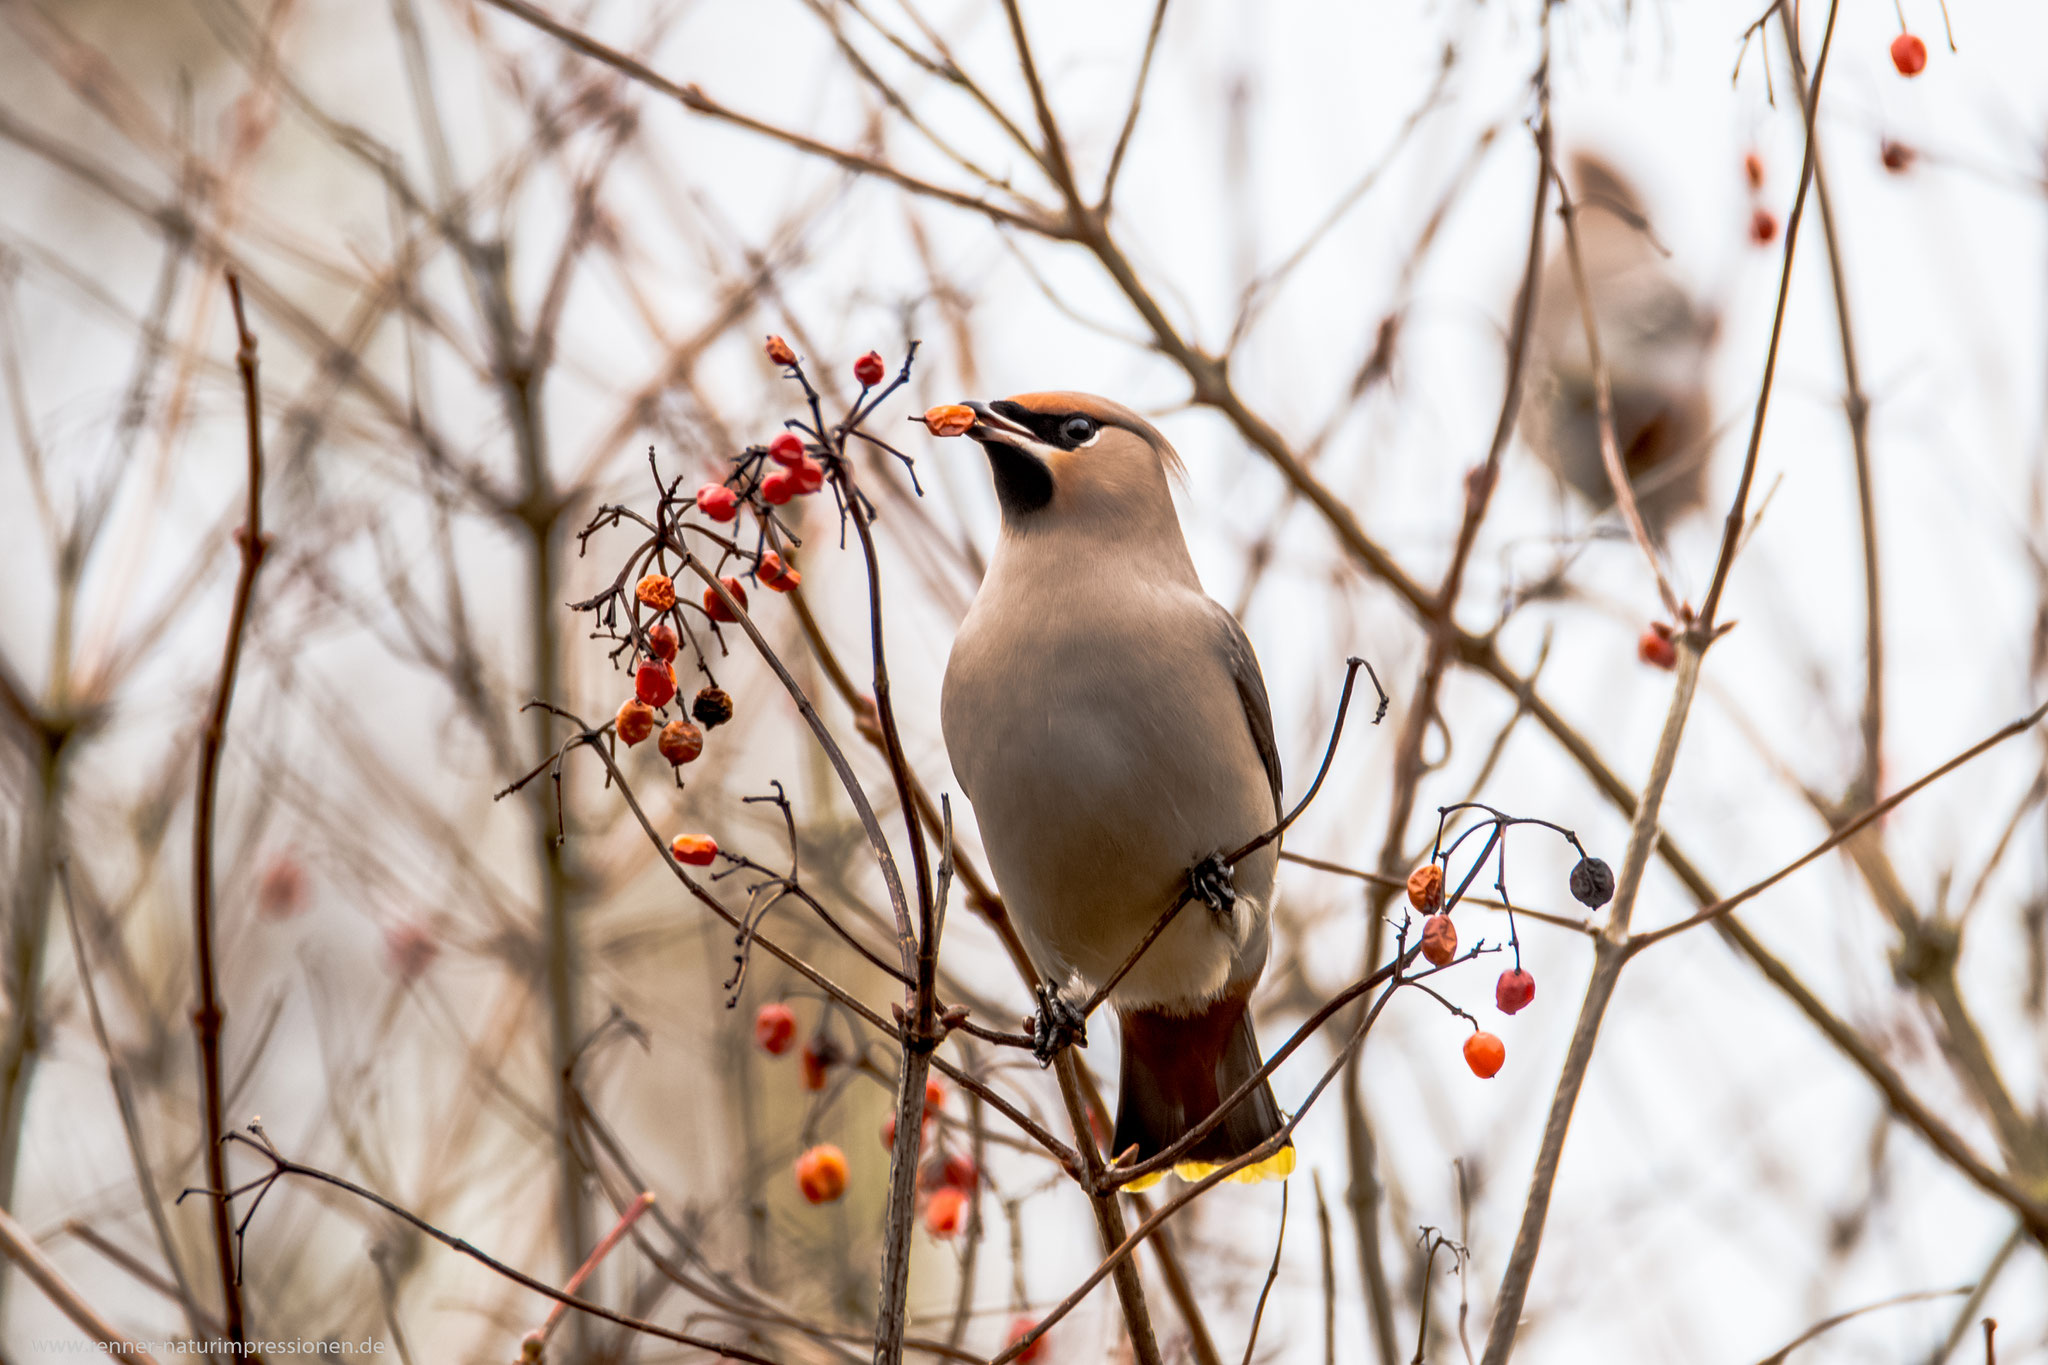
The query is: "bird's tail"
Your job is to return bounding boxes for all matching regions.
[1112,992,1294,1191]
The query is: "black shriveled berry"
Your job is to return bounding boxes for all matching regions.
[692,686,735,729]
[1569,856,1615,908]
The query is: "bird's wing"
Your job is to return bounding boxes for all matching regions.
[1212,603,1284,820]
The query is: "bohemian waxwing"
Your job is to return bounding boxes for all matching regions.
[1520,153,1719,534]
[940,392,1292,1187]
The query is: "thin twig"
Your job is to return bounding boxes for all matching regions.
[0,1207,159,1362]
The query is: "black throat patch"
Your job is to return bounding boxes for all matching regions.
[984,441,1053,517]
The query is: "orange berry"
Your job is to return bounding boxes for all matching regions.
[924,1077,946,1111]
[768,432,806,467]
[1464,1031,1506,1079]
[635,573,676,612]
[670,833,718,867]
[1420,914,1458,967]
[696,484,739,522]
[703,577,748,624]
[1006,1317,1048,1362]
[1637,625,1677,670]
[1496,968,1537,1015]
[1748,206,1778,246]
[923,404,977,437]
[923,1186,967,1238]
[758,551,801,593]
[635,660,677,708]
[853,351,886,386]
[765,334,797,366]
[1743,150,1765,190]
[1890,32,1926,76]
[645,622,679,663]
[794,1144,849,1204]
[657,718,703,766]
[615,698,656,746]
[754,1003,797,1055]
[1406,864,1444,912]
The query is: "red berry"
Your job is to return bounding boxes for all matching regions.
[382,921,439,982]
[657,718,703,766]
[768,432,806,467]
[853,351,886,386]
[923,1186,967,1238]
[765,335,797,366]
[615,698,656,746]
[1420,914,1457,967]
[635,573,677,612]
[703,577,747,624]
[696,484,739,522]
[1496,968,1537,1015]
[754,1003,797,1055]
[1006,1317,1048,1363]
[1748,207,1778,246]
[1743,151,1765,190]
[1890,32,1926,76]
[635,660,677,708]
[258,854,308,921]
[924,1077,946,1111]
[645,622,679,663]
[792,456,826,495]
[936,1152,977,1192]
[758,551,801,593]
[670,833,718,867]
[794,1144,849,1204]
[1637,625,1677,670]
[1464,1031,1506,1079]
[800,1036,841,1092]
[760,470,795,506]
[1407,864,1444,912]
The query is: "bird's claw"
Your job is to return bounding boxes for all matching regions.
[1189,851,1238,926]
[1028,985,1087,1067]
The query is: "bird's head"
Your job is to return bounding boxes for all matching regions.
[963,391,1184,529]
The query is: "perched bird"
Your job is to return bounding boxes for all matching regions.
[1520,153,1719,534]
[940,392,1292,1188]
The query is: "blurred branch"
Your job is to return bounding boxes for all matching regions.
[0,1206,159,1362]
[1754,1286,1971,1365]
[188,270,269,1348]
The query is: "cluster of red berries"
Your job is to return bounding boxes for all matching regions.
[1406,859,1543,1080]
[1741,149,1778,247]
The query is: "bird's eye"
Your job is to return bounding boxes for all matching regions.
[1061,416,1097,446]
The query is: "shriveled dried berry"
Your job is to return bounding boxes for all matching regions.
[670,833,718,867]
[768,431,806,467]
[1464,1031,1505,1079]
[765,334,797,366]
[853,351,886,386]
[635,660,677,708]
[923,404,977,437]
[636,573,677,612]
[1880,140,1916,173]
[1496,968,1537,1015]
[693,686,735,729]
[1407,864,1444,912]
[754,1002,797,1055]
[696,484,739,522]
[646,622,679,663]
[615,698,656,746]
[703,577,748,624]
[794,1144,848,1204]
[1420,914,1458,967]
[1569,856,1615,909]
[657,718,703,765]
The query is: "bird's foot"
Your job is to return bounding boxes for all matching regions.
[1189,851,1238,927]
[1028,984,1088,1067]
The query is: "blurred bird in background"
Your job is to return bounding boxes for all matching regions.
[1520,153,1720,534]
[940,392,1293,1188]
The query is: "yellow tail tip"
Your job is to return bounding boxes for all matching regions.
[1173,1144,1295,1186]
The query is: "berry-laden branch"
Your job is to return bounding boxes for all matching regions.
[189,270,267,1350]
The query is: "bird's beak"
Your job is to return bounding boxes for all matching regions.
[965,402,1038,451]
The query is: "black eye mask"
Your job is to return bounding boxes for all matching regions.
[989,401,1100,451]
